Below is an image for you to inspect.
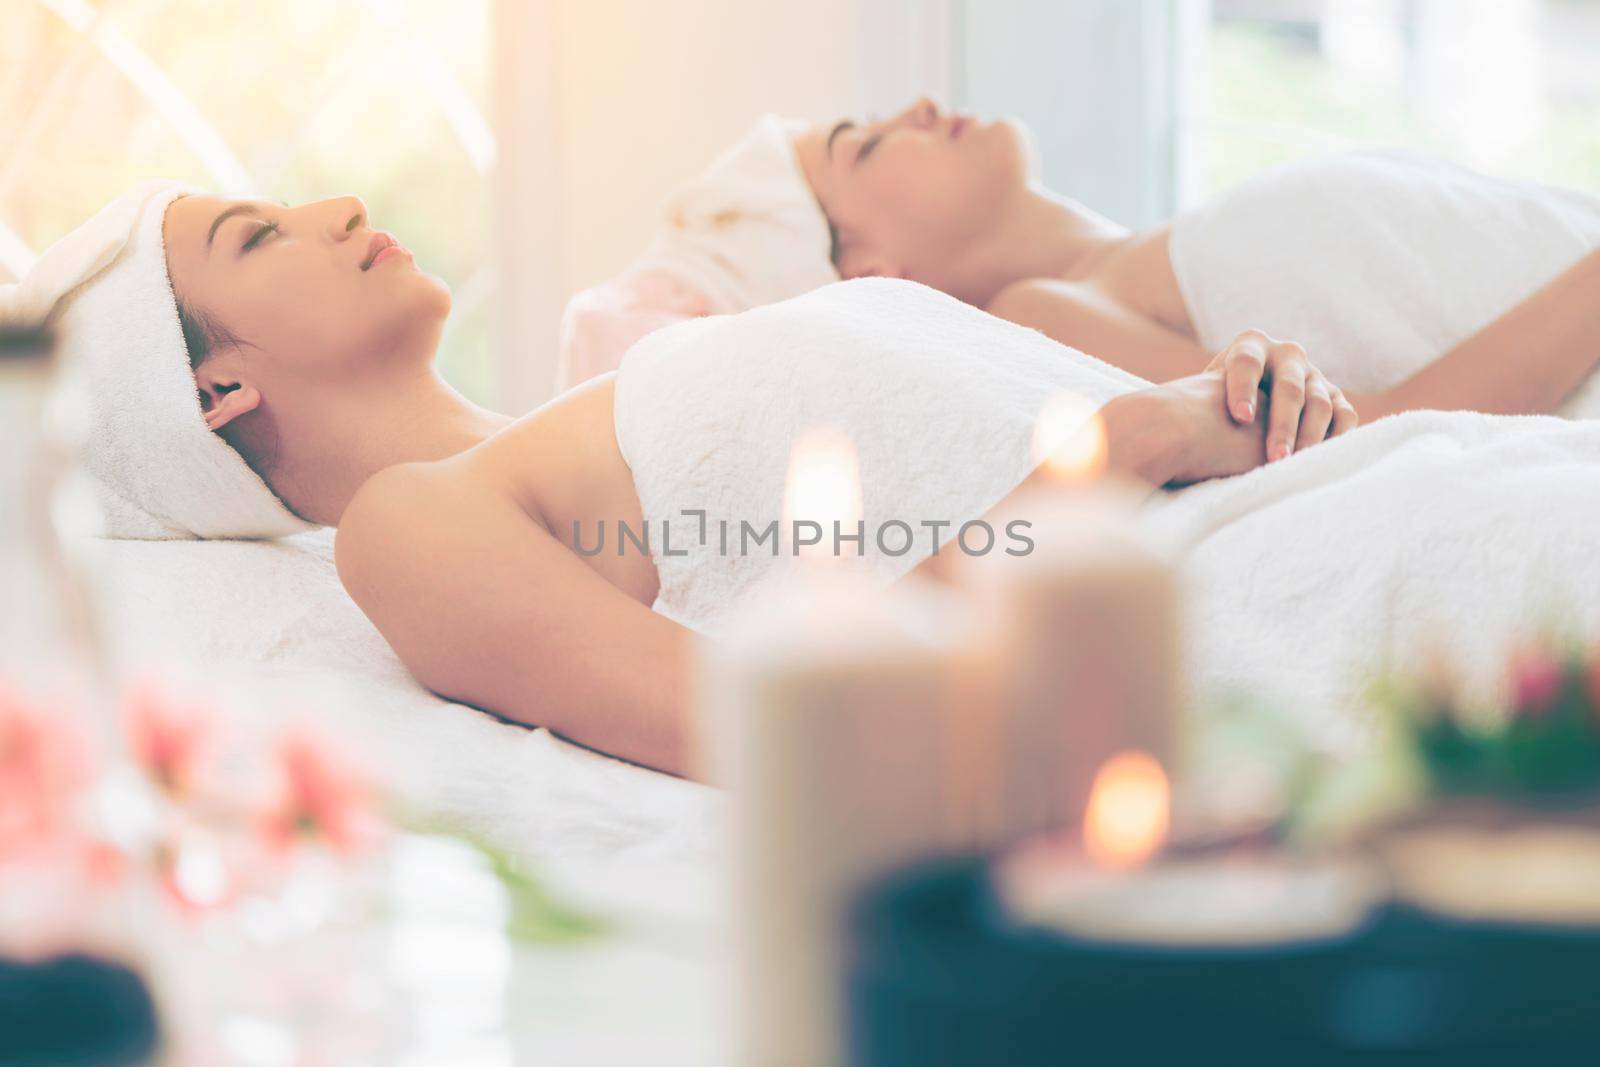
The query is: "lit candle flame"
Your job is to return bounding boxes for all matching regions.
[1031,393,1107,481]
[783,427,862,559]
[1083,750,1170,870]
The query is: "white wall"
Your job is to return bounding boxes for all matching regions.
[494,0,953,410]
[956,0,1200,229]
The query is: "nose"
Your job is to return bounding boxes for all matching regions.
[874,97,940,137]
[900,96,940,128]
[321,195,368,241]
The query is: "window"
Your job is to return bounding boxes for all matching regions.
[1185,0,1600,206]
[0,0,497,403]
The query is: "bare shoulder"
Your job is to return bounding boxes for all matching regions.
[332,456,555,696]
[334,463,443,587]
[985,276,1104,330]
[986,228,1178,322]
[333,459,522,609]
[328,437,689,762]
[1084,225,1193,334]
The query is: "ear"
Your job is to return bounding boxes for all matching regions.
[194,362,261,432]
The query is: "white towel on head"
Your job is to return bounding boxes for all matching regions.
[1,181,318,540]
[632,115,839,314]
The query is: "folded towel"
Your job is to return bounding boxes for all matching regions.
[631,115,839,316]
[1168,150,1600,416]
[614,277,1148,631]
[0,181,316,540]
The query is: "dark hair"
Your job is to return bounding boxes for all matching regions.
[173,293,279,478]
[175,295,241,371]
[828,220,843,267]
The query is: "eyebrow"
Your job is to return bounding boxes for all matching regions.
[826,120,854,161]
[206,203,267,250]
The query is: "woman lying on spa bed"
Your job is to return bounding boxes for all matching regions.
[147,189,1347,777]
[792,98,1600,455]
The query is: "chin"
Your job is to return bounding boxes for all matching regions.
[964,118,1034,198]
[364,281,452,364]
[414,270,453,315]
[993,117,1040,184]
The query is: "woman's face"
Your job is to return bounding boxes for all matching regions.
[794,97,1034,295]
[163,193,451,431]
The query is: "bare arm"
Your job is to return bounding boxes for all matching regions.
[988,279,1358,461]
[335,465,698,778]
[1358,247,1600,419]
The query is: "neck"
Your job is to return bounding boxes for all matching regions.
[265,366,513,525]
[953,185,1132,307]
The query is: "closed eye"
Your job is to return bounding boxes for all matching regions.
[241,221,279,254]
[855,133,884,167]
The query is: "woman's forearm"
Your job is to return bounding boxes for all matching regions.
[1364,248,1600,419]
[1099,391,1185,486]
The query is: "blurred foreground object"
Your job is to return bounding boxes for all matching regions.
[847,856,1600,1065]
[844,632,1600,1064]
[0,954,158,1067]
[0,321,161,1063]
[701,429,977,1067]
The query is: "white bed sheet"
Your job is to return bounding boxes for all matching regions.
[96,528,720,871]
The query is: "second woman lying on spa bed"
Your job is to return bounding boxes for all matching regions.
[791,98,1600,446]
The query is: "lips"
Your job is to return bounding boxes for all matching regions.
[361,232,398,271]
[949,115,970,139]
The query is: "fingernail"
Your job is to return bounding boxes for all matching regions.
[1235,401,1254,421]
[1270,442,1289,462]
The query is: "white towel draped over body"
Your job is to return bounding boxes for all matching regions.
[1168,150,1600,416]
[613,278,1147,632]
[615,278,1600,750]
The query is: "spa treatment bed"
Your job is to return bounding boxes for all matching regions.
[97,528,719,869]
[98,387,1600,857]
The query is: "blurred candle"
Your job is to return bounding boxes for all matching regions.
[700,427,977,1067]
[998,753,1380,946]
[969,393,1182,846]
[1081,750,1171,870]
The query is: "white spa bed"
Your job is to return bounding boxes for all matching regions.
[99,528,720,869]
[99,403,1600,851]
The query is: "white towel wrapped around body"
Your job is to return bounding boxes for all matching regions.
[1168,150,1600,417]
[1158,408,1600,746]
[614,278,1147,631]
[616,278,1600,745]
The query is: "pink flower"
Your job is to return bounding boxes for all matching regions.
[1509,647,1565,719]
[258,728,384,856]
[123,682,216,798]
[0,687,93,861]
